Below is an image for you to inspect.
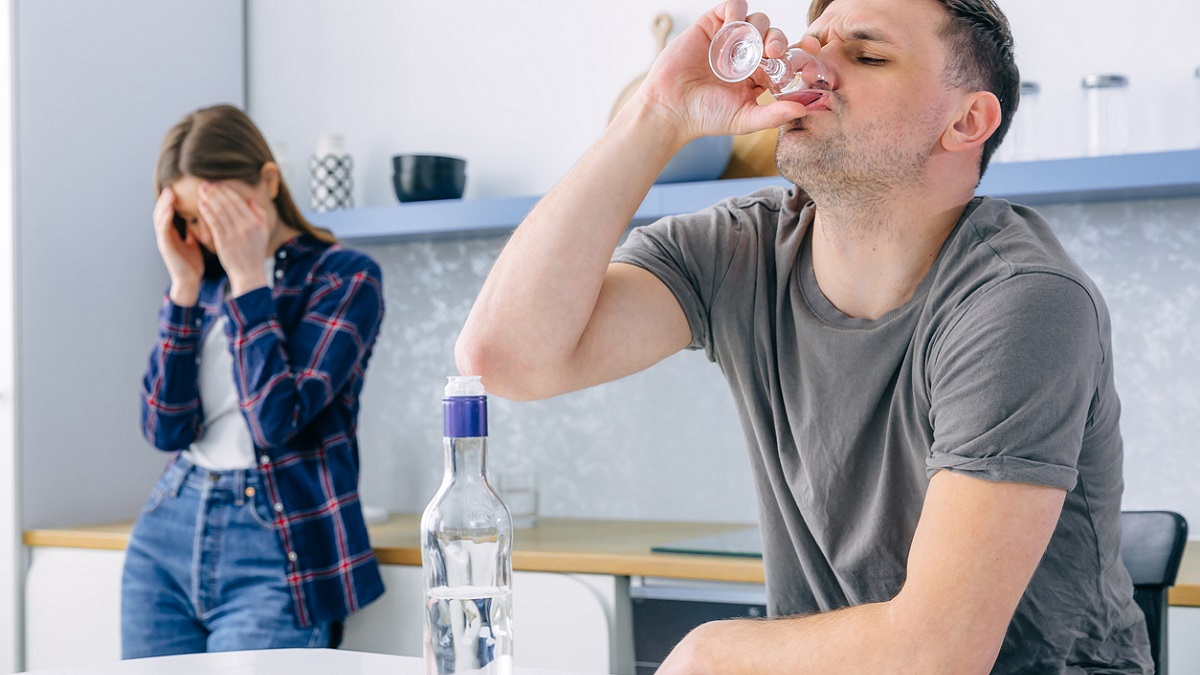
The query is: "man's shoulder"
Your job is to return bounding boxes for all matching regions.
[939,197,1100,299]
[928,198,1110,345]
[714,184,806,227]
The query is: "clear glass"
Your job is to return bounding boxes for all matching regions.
[709,20,836,107]
[495,468,538,529]
[1083,73,1129,157]
[421,381,513,675]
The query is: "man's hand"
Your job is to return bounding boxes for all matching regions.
[198,182,270,298]
[630,0,811,145]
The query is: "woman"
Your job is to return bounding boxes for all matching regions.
[122,104,385,658]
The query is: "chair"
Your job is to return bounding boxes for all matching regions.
[1120,510,1188,675]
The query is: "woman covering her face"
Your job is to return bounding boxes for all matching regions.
[122,104,385,657]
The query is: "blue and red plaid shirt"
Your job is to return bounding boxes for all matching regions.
[139,233,385,626]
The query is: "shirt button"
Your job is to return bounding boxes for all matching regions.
[274,269,284,279]
[244,486,256,497]
[278,250,287,259]
[260,455,270,466]
[274,502,284,512]
[194,318,202,327]
[287,551,298,562]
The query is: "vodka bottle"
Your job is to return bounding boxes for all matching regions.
[421,376,513,674]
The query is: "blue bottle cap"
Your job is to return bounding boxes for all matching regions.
[443,395,487,438]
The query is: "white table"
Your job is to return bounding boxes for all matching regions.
[23,648,600,674]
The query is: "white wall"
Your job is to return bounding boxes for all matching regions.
[0,0,15,669]
[15,0,245,530]
[247,0,1200,210]
[245,0,1200,531]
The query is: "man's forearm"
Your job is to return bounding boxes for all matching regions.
[455,97,688,398]
[661,601,942,675]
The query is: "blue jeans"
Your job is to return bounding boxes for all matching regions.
[120,457,339,658]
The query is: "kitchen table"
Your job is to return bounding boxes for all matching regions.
[23,648,601,674]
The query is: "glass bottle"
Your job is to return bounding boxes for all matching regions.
[1082,73,1130,157]
[421,376,513,675]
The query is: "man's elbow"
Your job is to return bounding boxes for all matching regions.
[454,331,559,402]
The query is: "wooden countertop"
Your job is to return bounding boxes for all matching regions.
[24,515,1200,607]
[24,515,765,584]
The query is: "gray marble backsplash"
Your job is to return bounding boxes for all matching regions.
[353,196,1200,531]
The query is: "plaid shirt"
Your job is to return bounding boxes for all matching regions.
[139,234,385,626]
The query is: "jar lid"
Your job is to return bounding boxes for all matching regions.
[1081,74,1129,89]
[1019,81,1040,95]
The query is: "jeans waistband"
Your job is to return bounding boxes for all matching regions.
[163,455,262,500]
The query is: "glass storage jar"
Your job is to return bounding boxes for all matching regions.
[1082,73,1130,156]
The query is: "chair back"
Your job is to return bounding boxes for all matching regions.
[1120,510,1188,675]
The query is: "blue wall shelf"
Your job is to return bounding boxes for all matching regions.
[308,149,1200,244]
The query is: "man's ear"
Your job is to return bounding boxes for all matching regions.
[260,161,281,199]
[942,91,1002,154]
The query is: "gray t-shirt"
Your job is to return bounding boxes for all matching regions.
[613,186,1151,674]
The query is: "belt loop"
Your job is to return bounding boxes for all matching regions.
[166,454,191,498]
[234,469,246,506]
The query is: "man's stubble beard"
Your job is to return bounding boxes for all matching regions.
[774,109,943,219]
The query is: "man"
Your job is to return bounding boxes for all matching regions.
[456,0,1152,672]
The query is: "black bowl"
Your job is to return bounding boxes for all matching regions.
[391,154,467,202]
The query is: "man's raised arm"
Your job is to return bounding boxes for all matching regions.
[455,1,808,400]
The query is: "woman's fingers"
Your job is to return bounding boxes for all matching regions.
[201,183,256,233]
[153,187,175,233]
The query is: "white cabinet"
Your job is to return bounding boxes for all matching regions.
[25,548,124,669]
[1169,606,1200,673]
[25,548,633,674]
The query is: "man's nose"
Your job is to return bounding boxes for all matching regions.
[797,35,838,90]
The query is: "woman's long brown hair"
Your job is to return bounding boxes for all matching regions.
[155,104,336,278]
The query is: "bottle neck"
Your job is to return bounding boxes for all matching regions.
[444,436,488,482]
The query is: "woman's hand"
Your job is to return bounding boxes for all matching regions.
[198,182,270,298]
[153,186,204,306]
[631,0,810,142]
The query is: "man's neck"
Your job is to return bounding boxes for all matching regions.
[808,186,973,320]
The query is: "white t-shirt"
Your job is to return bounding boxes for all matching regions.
[183,258,275,470]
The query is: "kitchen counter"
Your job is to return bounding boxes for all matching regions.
[23,648,591,675]
[24,515,1200,606]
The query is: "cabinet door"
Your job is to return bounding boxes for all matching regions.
[1169,607,1200,673]
[343,568,633,674]
[25,548,125,670]
[26,552,634,674]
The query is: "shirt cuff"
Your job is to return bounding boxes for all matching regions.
[159,294,204,341]
[926,453,1079,492]
[223,286,275,335]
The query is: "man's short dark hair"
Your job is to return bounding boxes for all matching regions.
[807,0,1020,177]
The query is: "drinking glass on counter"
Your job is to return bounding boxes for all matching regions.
[495,468,539,529]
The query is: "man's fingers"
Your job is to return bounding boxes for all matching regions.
[745,12,771,41]
[764,27,790,58]
[719,0,748,23]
